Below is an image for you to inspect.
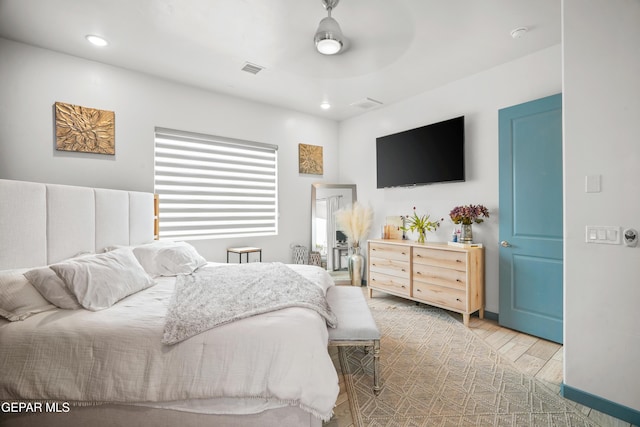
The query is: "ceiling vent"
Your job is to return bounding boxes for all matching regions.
[350,97,383,109]
[241,62,265,75]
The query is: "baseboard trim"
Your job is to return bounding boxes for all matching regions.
[483,310,499,321]
[561,383,640,425]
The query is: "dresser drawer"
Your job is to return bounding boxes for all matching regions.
[369,257,410,278]
[413,264,466,291]
[369,272,410,297]
[412,282,466,311]
[369,243,410,262]
[413,247,467,271]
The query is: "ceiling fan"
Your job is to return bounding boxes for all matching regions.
[314,0,345,55]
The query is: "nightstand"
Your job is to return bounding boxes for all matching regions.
[227,247,262,263]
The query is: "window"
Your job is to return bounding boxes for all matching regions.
[154,127,278,240]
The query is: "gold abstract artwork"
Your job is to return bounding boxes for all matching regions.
[298,143,323,175]
[55,102,115,155]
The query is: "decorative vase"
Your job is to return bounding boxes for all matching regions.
[417,228,426,244]
[460,223,473,244]
[292,245,308,264]
[348,245,365,286]
[308,251,322,267]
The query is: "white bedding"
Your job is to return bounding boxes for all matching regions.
[0,263,339,421]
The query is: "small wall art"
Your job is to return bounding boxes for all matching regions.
[55,102,115,155]
[298,143,323,175]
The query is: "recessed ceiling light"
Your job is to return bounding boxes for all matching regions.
[320,102,331,110]
[85,35,109,47]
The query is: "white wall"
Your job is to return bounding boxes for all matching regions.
[0,38,340,262]
[338,45,562,313]
[563,0,640,411]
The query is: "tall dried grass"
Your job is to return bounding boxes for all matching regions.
[335,202,374,247]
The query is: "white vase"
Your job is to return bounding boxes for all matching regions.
[348,245,365,286]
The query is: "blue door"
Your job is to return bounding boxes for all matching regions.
[498,93,563,344]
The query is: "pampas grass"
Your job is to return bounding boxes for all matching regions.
[335,202,374,247]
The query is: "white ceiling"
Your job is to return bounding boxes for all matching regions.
[0,0,560,121]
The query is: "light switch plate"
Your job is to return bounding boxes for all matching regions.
[585,226,621,244]
[585,175,601,193]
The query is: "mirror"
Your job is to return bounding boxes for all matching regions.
[311,183,357,278]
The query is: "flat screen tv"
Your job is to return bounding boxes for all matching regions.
[376,116,465,188]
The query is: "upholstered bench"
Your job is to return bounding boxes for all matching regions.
[326,286,381,394]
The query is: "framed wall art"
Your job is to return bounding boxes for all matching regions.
[298,143,323,175]
[55,102,115,155]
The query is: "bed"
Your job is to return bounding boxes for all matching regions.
[0,179,338,427]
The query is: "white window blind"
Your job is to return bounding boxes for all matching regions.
[154,127,278,240]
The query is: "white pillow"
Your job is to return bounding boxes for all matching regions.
[24,267,82,310]
[49,248,156,311]
[132,241,207,276]
[0,269,56,321]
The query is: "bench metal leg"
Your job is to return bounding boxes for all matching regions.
[373,339,381,395]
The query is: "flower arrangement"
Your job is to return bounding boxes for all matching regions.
[449,204,490,225]
[335,202,374,249]
[401,207,442,243]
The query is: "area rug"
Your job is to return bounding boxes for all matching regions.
[339,306,598,427]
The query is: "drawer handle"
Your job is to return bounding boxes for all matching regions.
[401,252,406,255]
[456,279,461,282]
[401,285,406,289]
[416,271,422,275]
[416,254,422,257]
[416,289,422,292]
[456,298,461,302]
[372,248,377,251]
[401,268,406,272]
[456,259,462,263]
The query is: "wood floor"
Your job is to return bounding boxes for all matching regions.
[324,287,635,427]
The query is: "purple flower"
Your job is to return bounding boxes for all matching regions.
[449,204,490,225]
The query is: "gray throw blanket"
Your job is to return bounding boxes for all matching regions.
[162,262,337,345]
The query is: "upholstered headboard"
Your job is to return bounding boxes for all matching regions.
[0,179,155,270]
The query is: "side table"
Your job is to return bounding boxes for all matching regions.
[227,247,262,263]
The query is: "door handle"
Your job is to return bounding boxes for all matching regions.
[501,240,511,247]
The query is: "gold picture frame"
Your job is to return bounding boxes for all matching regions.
[298,143,323,175]
[55,102,115,155]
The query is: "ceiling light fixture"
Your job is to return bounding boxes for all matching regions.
[320,102,331,110]
[85,34,109,47]
[314,0,345,55]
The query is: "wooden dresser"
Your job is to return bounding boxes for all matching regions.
[367,239,484,326]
